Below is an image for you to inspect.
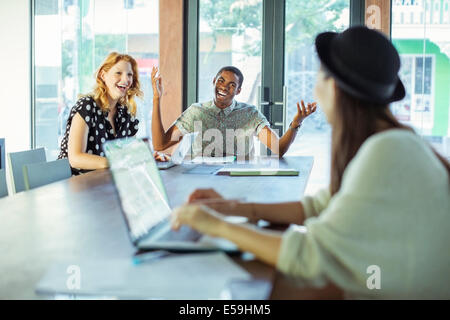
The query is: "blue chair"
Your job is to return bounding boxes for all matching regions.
[7,148,46,193]
[23,159,71,190]
[0,168,7,198]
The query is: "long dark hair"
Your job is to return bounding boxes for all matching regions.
[329,74,450,196]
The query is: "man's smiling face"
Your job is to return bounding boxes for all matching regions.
[213,71,241,109]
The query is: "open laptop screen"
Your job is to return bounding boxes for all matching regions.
[103,138,171,242]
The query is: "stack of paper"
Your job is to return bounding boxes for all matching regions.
[190,156,236,164]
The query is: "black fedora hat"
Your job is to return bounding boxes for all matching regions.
[315,26,405,104]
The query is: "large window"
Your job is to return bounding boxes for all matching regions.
[198,0,262,106]
[284,0,349,194]
[196,0,349,195]
[34,0,159,160]
[392,0,450,159]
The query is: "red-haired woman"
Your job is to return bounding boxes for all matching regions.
[171,27,450,299]
[58,52,143,174]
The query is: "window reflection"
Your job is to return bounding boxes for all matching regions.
[34,0,159,160]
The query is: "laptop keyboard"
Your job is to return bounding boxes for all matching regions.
[158,224,203,242]
[147,218,202,242]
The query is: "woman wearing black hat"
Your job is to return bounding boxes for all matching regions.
[170,26,450,299]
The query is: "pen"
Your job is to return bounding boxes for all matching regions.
[132,250,173,265]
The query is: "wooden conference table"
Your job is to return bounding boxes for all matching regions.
[0,156,316,299]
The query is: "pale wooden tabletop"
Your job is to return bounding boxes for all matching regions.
[0,156,315,299]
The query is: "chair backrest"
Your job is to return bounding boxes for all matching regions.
[8,148,46,193]
[23,159,71,190]
[0,138,5,170]
[0,168,7,198]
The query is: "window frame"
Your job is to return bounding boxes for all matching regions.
[183,0,365,115]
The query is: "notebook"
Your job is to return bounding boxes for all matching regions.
[215,168,299,176]
[103,138,238,252]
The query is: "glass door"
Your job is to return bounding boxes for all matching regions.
[283,0,350,194]
[198,0,263,107]
[195,0,351,194]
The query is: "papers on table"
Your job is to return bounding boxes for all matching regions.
[215,168,299,176]
[190,156,236,164]
[36,252,251,300]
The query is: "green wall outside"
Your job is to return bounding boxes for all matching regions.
[393,39,450,136]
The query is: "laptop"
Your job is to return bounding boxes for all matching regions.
[156,132,198,170]
[103,137,238,253]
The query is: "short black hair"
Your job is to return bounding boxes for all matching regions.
[215,66,244,89]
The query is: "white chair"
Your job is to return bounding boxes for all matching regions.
[0,138,5,170]
[7,148,46,193]
[0,168,7,198]
[23,159,71,190]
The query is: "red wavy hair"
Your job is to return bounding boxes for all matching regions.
[92,52,143,116]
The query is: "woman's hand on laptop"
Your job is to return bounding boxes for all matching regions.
[153,151,170,162]
[188,188,223,202]
[186,189,253,221]
[187,188,236,215]
[171,204,225,238]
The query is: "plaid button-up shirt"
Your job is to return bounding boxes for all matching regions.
[174,100,270,156]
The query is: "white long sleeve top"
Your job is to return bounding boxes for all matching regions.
[277,129,450,299]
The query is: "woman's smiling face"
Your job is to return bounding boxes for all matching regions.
[101,60,133,102]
